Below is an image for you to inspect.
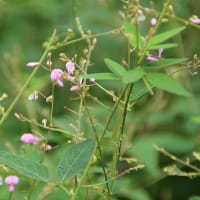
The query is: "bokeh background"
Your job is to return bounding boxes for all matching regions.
[0,0,200,199]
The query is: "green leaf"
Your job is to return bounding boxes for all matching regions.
[124,23,143,49]
[0,151,49,182]
[145,58,188,69]
[130,81,149,101]
[147,43,178,50]
[81,73,120,80]
[56,139,95,183]
[147,26,185,47]
[146,72,191,97]
[104,58,126,77]
[122,68,145,84]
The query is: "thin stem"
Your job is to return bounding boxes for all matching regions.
[117,84,133,165]
[15,114,75,138]
[84,103,111,197]
[27,180,36,200]
[0,29,57,127]
[99,85,129,142]
[8,192,12,200]
[49,27,123,50]
[154,145,200,172]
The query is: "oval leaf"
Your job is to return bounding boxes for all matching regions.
[56,139,95,183]
[122,68,145,84]
[0,151,49,182]
[104,58,126,77]
[146,72,191,97]
[147,26,185,47]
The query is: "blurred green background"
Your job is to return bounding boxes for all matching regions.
[0,0,200,199]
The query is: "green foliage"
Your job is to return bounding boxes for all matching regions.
[104,58,127,76]
[56,139,95,183]
[146,72,192,96]
[147,26,186,48]
[144,58,188,69]
[122,68,145,84]
[0,0,200,199]
[124,23,143,49]
[0,151,49,182]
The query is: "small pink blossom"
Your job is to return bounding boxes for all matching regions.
[5,176,19,192]
[150,18,157,26]
[146,56,159,61]
[70,78,83,92]
[50,69,64,87]
[40,143,52,152]
[21,133,40,144]
[66,61,75,75]
[26,62,40,67]
[70,85,80,92]
[147,48,164,62]
[190,18,200,24]
[90,78,96,83]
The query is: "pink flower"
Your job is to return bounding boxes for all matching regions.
[5,176,19,192]
[21,133,40,144]
[150,18,157,26]
[40,143,52,152]
[190,18,200,24]
[26,62,40,67]
[146,56,159,61]
[147,48,164,62]
[70,78,83,92]
[66,61,75,75]
[50,69,64,87]
[90,78,96,83]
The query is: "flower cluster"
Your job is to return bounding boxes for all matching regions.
[26,60,95,92]
[50,61,83,91]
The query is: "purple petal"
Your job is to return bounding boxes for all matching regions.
[190,18,200,24]
[57,79,64,87]
[66,61,75,74]
[70,85,80,92]
[150,18,157,26]
[158,48,164,58]
[50,69,63,81]
[26,62,40,67]
[146,56,159,62]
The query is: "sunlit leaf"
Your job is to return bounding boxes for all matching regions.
[146,72,191,96]
[0,151,49,182]
[145,58,188,69]
[122,68,145,84]
[56,139,95,183]
[104,58,126,77]
[81,72,120,80]
[147,26,185,47]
